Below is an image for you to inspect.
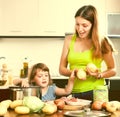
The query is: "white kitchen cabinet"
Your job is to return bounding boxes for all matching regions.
[0,0,39,36]
[37,0,65,36]
[0,0,65,36]
[0,0,106,36]
[64,0,107,35]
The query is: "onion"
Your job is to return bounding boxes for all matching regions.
[91,101,103,110]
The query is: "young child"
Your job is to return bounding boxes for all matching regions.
[13,63,75,101]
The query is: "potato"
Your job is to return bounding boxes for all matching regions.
[0,104,7,116]
[0,100,12,108]
[106,101,120,113]
[77,69,86,80]
[42,103,57,114]
[15,106,30,114]
[87,63,98,72]
[10,100,23,109]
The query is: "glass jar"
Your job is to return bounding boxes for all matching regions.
[93,85,109,102]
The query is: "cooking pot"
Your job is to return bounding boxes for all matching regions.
[9,86,41,100]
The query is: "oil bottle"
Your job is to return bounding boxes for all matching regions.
[20,57,29,78]
[23,57,28,78]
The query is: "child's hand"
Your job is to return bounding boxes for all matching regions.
[21,78,29,87]
[69,69,76,81]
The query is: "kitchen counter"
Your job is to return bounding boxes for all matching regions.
[3,108,120,117]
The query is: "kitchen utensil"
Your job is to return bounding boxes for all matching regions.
[64,110,111,117]
[9,86,41,100]
[65,98,92,106]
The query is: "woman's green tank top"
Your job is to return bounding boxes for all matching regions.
[68,34,105,93]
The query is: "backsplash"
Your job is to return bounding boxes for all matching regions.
[0,38,64,77]
[0,38,120,79]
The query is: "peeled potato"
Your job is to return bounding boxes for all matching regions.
[15,106,30,114]
[106,101,120,113]
[0,100,12,109]
[10,100,23,109]
[42,103,57,114]
[87,63,98,72]
[0,104,8,116]
[77,69,86,80]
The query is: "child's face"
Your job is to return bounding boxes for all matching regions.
[33,69,49,88]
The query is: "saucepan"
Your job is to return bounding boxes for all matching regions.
[9,86,41,100]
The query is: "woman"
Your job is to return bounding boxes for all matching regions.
[59,5,116,100]
[13,63,75,101]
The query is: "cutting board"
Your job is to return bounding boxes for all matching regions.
[63,105,83,110]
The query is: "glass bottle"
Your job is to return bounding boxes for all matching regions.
[23,57,29,78]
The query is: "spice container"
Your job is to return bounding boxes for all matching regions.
[93,85,109,102]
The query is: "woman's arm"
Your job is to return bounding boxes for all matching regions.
[59,35,72,77]
[99,52,116,78]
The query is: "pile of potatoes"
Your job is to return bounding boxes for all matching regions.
[0,99,30,116]
[0,99,12,116]
[0,98,58,116]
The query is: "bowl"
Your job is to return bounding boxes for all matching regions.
[0,80,7,86]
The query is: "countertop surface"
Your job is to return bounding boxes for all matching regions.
[3,109,120,117]
[106,76,120,80]
[3,109,65,117]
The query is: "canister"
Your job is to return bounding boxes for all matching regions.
[10,88,23,101]
[93,85,109,102]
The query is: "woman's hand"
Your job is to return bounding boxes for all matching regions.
[86,67,99,78]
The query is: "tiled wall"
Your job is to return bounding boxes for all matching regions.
[0,38,64,77]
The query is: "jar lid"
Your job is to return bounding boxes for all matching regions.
[94,85,108,90]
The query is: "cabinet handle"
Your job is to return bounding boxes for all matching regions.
[10,30,22,32]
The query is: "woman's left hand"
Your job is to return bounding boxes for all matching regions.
[86,67,99,78]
